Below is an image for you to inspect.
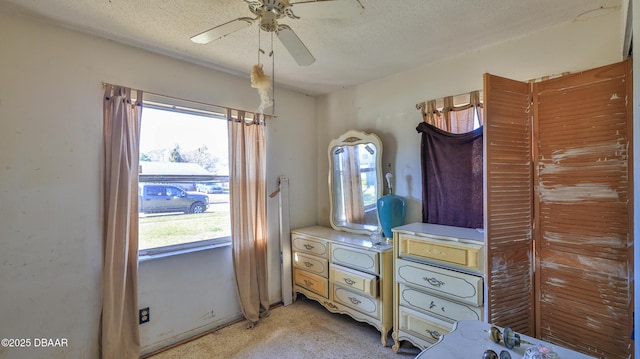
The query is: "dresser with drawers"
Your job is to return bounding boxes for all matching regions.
[391,222,485,352]
[291,225,394,345]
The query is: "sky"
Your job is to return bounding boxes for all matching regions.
[139,107,228,157]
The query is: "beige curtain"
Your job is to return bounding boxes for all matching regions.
[421,90,484,133]
[100,85,142,358]
[228,110,270,328]
[342,146,365,223]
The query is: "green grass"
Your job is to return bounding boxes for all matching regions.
[138,211,231,250]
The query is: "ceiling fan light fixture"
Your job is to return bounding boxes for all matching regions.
[260,11,279,32]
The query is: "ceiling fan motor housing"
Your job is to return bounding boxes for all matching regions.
[247,0,291,18]
[262,0,290,15]
[246,0,292,32]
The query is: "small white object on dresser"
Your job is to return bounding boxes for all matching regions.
[391,222,485,352]
[291,225,394,345]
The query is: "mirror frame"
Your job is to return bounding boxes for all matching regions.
[328,129,383,235]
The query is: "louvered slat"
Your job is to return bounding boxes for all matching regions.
[483,73,535,336]
[533,60,632,359]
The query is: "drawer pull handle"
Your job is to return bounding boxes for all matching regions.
[426,329,441,340]
[343,278,356,285]
[428,249,445,256]
[303,244,314,250]
[428,301,446,312]
[303,261,314,268]
[303,279,314,287]
[424,277,445,287]
[348,297,361,305]
[325,301,338,310]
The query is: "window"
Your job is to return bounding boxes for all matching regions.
[138,102,231,256]
[358,145,377,209]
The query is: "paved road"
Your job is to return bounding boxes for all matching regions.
[206,193,229,212]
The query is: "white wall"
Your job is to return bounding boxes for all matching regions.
[138,247,240,354]
[0,9,317,359]
[316,10,624,227]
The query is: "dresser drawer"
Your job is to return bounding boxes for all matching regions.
[398,233,482,272]
[292,234,328,258]
[330,263,378,297]
[294,268,328,298]
[331,244,379,275]
[332,285,379,319]
[396,258,483,306]
[398,283,482,322]
[293,252,329,278]
[398,306,454,344]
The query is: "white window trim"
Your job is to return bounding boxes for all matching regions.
[138,236,231,262]
[137,95,232,262]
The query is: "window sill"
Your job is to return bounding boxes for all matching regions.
[138,237,231,262]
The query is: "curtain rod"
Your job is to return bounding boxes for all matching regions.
[416,89,483,111]
[102,82,276,120]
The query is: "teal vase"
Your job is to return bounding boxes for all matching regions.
[377,194,406,239]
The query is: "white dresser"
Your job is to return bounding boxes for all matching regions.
[391,222,485,352]
[291,225,394,345]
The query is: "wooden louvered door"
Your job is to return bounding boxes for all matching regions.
[532,60,632,358]
[483,73,535,336]
[485,60,633,358]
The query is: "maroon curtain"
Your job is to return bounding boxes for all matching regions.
[417,122,483,228]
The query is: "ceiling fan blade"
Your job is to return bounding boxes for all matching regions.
[289,0,364,19]
[276,24,316,66]
[191,17,255,44]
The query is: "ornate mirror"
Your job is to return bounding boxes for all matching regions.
[328,130,383,235]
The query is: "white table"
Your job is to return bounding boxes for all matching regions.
[415,320,595,359]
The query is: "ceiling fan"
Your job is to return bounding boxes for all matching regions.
[190,0,365,66]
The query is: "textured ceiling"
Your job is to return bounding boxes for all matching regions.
[2,0,622,95]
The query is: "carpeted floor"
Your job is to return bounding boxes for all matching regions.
[147,296,421,359]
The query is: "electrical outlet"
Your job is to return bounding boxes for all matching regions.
[139,307,150,324]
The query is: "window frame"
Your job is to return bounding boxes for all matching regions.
[137,95,233,260]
